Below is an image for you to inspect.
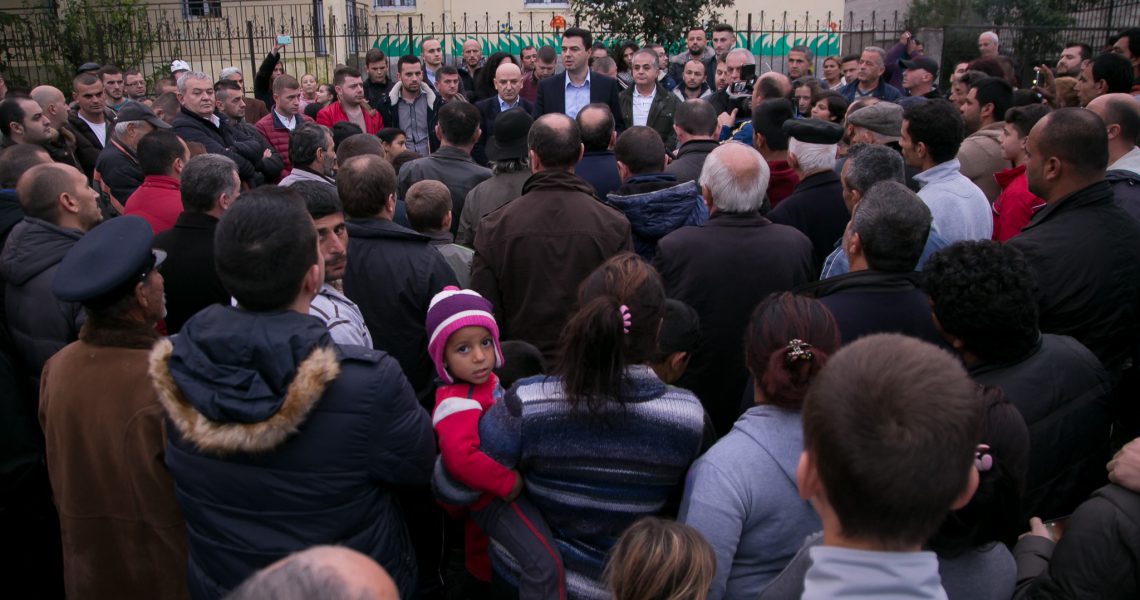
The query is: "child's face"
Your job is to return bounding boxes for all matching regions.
[444,326,495,384]
[1000,123,1025,163]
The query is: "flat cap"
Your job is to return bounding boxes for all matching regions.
[783,118,843,144]
[77,63,101,75]
[847,102,904,138]
[899,56,939,79]
[115,102,172,129]
[53,216,165,308]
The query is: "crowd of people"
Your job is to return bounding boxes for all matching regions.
[2,20,1140,600]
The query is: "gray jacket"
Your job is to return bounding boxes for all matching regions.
[397,146,492,238]
[666,139,718,185]
[456,170,531,246]
[426,230,474,288]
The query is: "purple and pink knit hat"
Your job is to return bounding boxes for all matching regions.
[426,286,504,383]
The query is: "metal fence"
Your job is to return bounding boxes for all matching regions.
[1,1,1137,93]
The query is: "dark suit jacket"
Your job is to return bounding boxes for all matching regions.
[152,212,228,334]
[535,71,626,130]
[472,96,535,166]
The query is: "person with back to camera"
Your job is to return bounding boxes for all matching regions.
[476,253,706,599]
[606,517,716,600]
[426,286,565,600]
[679,293,840,599]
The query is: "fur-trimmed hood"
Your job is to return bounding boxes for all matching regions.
[149,304,341,455]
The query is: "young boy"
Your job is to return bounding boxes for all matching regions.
[648,299,701,385]
[406,180,474,287]
[992,104,1050,241]
[796,333,983,599]
[426,287,564,599]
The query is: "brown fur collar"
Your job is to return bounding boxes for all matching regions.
[79,317,160,349]
[148,338,341,455]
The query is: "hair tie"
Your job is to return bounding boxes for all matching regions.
[784,339,813,364]
[620,304,632,335]
[975,443,993,473]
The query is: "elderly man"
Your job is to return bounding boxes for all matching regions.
[978,31,1000,59]
[0,163,101,390]
[122,129,190,234]
[473,62,534,165]
[709,47,755,118]
[619,49,681,150]
[769,119,847,270]
[67,72,115,177]
[30,85,82,168]
[958,76,1013,202]
[172,71,261,185]
[41,215,187,599]
[801,181,943,345]
[899,99,991,242]
[1087,93,1140,217]
[227,546,398,600]
[93,102,169,206]
[218,65,269,123]
[472,113,632,362]
[279,122,336,186]
[1007,108,1140,374]
[654,142,813,436]
[153,154,241,334]
[838,47,903,103]
[254,74,314,179]
[458,109,534,246]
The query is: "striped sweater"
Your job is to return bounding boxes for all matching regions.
[477,365,706,600]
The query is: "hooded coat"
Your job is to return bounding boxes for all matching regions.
[604,173,708,260]
[957,121,1008,203]
[150,306,435,600]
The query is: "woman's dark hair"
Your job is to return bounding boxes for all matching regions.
[615,41,640,72]
[555,253,666,414]
[929,385,1029,556]
[812,90,848,123]
[744,293,841,410]
[474,52,518,101]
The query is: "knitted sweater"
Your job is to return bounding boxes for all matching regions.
[477,365,706,600]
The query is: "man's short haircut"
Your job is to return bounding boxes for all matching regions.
[0,143,50,188]
[73,72,101,90]
[213,78,241,101]
[576,103,615,152]
[754,74,787,102]
[726,48,755,66]
[336,132,384,162]
[862,46,887,66]
[851,181,931,272]
[1004,103,1051,138]
[1064,42,1093,62]
[219,66,242,81]
[803,333,982,548]
[404,179,451,232]
[1114,28,1140,58]
[653,299,702,363]
[332,66,361,87]
[1035,107,1109,176]
[0,97,29,137]
[967,76,1013,123]
[378,127,405,144]
[437,64,459,77]
[674,99,718,136]
[215,187,317,312]
[176,71,210,94]
[365,48,387,65]
[686,25,706,37]
[293,180,343,221]
[537,45,557,63]
[420,37,438,50]
[752,98,794,151]
[530,113,582,168]
[225,547,377,600]
[137,129,185,176]
[330,121,362,150]
[98,65,121,78]
[843,143,905,194]
[593,57,617,73]
[289,122,331,168]
[712,23,734,34]
[1099,95,1140,146]
[631,48,659,67]
[903,99,965,164]
[840,53,860,64]
[1090,53,1135,94]
[152,92,180,117]
[16,163,80,221]
[272,74,301,95]
[614,126,665,174]
[562,27,593,50]
[789,44,814,62]
[180,154,239,213]
[922,241,1039,363]
[521,45,536,54]
[397,54,421,73]
[337,155,396,218]
[437,100,480,145]
[699,144,769,213]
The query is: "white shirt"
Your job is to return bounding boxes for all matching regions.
[274,110,297,131]
[78,113,107,148]
[632,85,656,127]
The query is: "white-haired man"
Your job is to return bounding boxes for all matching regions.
[653,142,814,437]
[978,31,1000,59]
[770,118,848,271]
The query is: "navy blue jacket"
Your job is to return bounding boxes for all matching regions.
[837,78,904,103]
[798,269,944,347]
[1108,168,1140,222]
[153,307,434,600]
[768,170,848,273]
[604,173,708,260]
[575,150,622,199]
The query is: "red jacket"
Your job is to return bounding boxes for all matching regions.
[123,175,182,235]
[315,101,383,134]
[992,164,1045,242]
[253,111,314,180]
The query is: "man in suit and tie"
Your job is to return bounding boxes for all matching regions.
[536,27,626,130]
[473,62,534,165]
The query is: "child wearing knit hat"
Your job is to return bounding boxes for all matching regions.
[426,286,565,599]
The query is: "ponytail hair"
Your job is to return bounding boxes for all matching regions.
[556,253,666,414]
[744,293,841,409]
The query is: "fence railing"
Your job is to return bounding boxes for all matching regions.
[1,2,1137,93]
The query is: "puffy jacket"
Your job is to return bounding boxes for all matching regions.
[1108,168,1140,222]
[253,111,314,179]
[957,122,1009,203]
[150,306,435,600]
[604,173,708,260]
[0,218,83,389]
[970,334,1113,521]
